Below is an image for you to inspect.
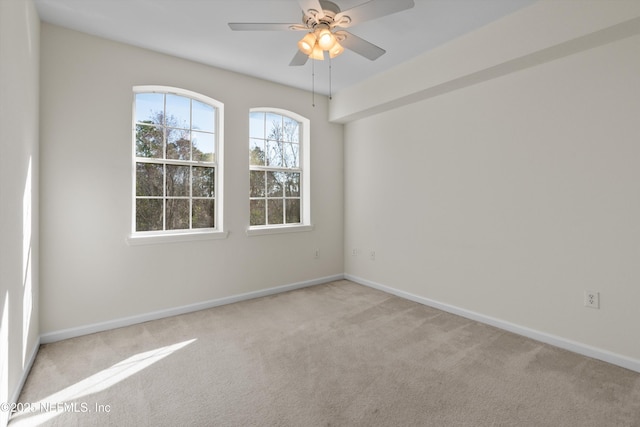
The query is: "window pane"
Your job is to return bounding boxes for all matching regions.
[192,100,214,132]
[268,199,284,225]
[193,199,215,228]
[192,131,215,162]
[134,89,221,234]
[192,166,214,197]
[250,171,265,197]
[249,112,265,139]
[136,163,163,196]
[166,198,189,230]
[247,109,306,231]
[166,165,189,197]
[250,138,265,166]
[285,199,300,224]
[266,113,282,141]
[283,143,299,168]
[250,199,265,226]
[136,199,163,231]
[267,171,283,197]
[135,124,163,158]
[136,93,164,124]
[283,117,299,143]
[165,94,190,130]
[284,172,300,197]
[266,140,283,167]
[166,128,191,160]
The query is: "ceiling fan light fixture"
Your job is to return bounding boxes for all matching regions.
[328,41,344,58]
[316,28,337,50]
[310,44,325,60]
[297,32,317,55]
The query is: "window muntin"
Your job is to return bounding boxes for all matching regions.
[249,109,309,229]
[133,87,222,234]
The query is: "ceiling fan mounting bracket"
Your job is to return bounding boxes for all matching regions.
[317,0,341,15]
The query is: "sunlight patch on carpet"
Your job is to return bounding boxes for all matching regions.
[10,338,196,425]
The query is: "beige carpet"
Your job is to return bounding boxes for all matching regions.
[10,280,640,426]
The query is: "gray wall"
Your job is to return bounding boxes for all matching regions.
[0,0,40,415]
[39,24,344,335]
[340,1,640,363]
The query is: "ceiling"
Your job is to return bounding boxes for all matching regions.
[34,0,537,96]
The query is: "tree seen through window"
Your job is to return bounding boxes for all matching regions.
[134,91,217,232]
[249,111,302,226]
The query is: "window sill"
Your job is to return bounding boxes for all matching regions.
[126,230,229,246]
[246,224,314,236]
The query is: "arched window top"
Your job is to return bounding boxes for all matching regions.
[134,85,224,111]
[249,107,309,125]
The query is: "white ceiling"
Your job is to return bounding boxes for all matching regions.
[34,0,537,96]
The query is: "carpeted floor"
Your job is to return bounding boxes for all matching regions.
[10,280,640,426]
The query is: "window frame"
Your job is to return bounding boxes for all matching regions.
[127,85,227,245]
[247,107,312,236]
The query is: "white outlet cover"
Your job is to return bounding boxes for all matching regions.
[584,291,600,309]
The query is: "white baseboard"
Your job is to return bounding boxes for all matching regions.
[36,272,640,372]
[10,338,40,404]
[40,274,345,344]
[345,274,640,374]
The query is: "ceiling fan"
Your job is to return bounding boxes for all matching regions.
[229,0,415,66]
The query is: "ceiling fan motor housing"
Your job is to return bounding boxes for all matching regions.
[303,0,351,30]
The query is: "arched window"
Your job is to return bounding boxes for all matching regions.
[248,108,311,234]
[131,86,225,241]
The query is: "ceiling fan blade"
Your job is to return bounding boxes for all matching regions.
[337,31,385,61]
[298,0,325,20]
[228,23,303,31]
[289,50,309,66]
[335,0,414,27]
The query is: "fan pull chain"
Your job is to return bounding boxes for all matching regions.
[329,56,332,100]
[311,59,315,107]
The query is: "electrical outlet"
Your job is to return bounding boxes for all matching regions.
[352,248,358,256]
[584,291,600,309]
[314,249,320,259]
[369,250,376,261]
